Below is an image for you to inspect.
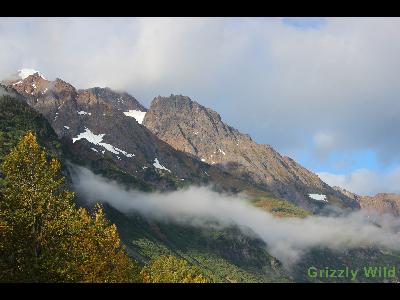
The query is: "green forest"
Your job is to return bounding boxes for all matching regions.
[0,131,209,283]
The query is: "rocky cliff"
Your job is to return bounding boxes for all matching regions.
[143,95,359,210]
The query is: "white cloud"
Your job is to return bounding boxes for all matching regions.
[2,17,400,167]
[318,167,400,196]
[72,166,400,268]
[312,131,336,160]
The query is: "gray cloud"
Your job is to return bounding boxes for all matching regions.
[72,166,400,267]
[2,17,400,175]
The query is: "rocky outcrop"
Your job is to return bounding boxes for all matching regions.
[333,186,400,216]
[143,95,359,210]
[2,72,360,211]
[358,193,400,216]
[2,74,274,194]
[83,87,147,112]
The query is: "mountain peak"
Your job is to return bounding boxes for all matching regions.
[18,68,46,80]
[86,86,147,112]
[152,94,194,108]
[149,94,222,121]
[143,96,359,210]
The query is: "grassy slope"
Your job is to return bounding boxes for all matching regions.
[104,204,291,283]
[0,95,61,164]
[291,247,400,283]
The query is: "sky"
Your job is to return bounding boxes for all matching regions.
[1,17,400,196]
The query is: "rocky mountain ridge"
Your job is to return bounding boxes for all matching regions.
[333,186,400,216]
[142,94,359,211]
[1,71,283,196]
[5,70,394,213]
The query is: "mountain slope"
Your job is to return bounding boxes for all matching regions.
[2,73,298,204]
[358,193,400,216]
[2,74,227,190]
[0,90,62,166]
[0,92,292,282]
[142,95,359,211]
[333,186,400,216]
[2,74,359,212]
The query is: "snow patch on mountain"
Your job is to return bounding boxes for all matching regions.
[123,110,146,124]
[308,193,328,202]
[77,111,91,116]
[153,158,171,172]
[72,128,135,158]
[12,80,23,86]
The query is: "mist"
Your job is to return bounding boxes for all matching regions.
[0,86,13,97]
[72,166,400,267]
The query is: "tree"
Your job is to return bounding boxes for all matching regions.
[0,131,139,282]
[140,255,210,283]
[63,204,141,282]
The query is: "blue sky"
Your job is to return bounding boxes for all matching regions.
[282,17,326,29]
[1,17,400,195]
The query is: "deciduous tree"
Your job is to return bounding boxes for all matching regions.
[0,131,139,282]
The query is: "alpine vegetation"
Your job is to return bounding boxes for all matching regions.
[72,166,400,267]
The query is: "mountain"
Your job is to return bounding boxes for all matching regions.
[84,87,147,113]
[1,72,263,193]
[358,193,400,216]
[0,89,292,282]
[333,186,400,216]
[5,70,398,217]
[2,71,313,222]
[142,95,359,211]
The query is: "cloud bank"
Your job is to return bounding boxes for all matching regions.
[318,167,400,196]
[72,166,400,267]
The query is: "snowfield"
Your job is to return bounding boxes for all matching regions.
[153,158,171,172]
[308,193,328,202]
[72,128,135,158]
[123,110,146,124]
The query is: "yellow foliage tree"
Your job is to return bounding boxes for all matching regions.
[0,131,140,282]
[140,255,210,283]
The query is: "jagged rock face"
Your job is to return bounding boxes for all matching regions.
[2,75,182,186]
[2,75,267,193]
[356,194,400,216]
[358,193,400,216]
[2,74,358,210]
[333,187,400,216]
[143,95,359,210]
[84,87,147,112]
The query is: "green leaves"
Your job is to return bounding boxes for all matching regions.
[0,132,139,282]
[140,255,209,283]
